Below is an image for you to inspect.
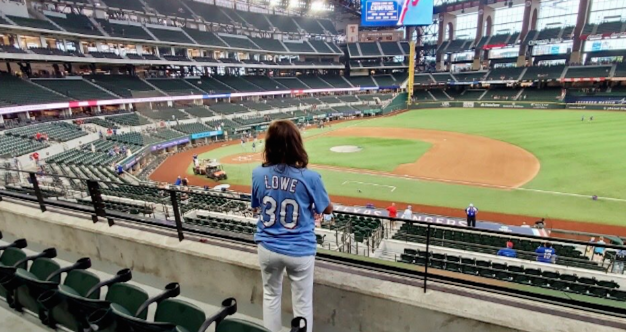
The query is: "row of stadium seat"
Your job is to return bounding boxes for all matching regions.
[0,74,404,106]
[0,233,303,331]
[393,223,604,271]
[397,248,625,301]
[6,122,86,142]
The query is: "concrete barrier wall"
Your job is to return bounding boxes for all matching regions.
[0,201,623,332]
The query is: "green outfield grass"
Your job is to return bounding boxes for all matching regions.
[190,109,626,227]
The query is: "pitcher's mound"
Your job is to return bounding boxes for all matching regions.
[330,145,362,153]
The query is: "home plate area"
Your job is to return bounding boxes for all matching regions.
[233,155,255,162]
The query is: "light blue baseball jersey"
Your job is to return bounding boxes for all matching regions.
[251,165,330,257]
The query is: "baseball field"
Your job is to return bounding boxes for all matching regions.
[151,108,626,235]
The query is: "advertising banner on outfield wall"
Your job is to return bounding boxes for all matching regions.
[564,96,626,104]
[410,101,564,109]
[566,104,626,111]
[333,205,544,236]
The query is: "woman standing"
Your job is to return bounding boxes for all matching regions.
[251,120,333,332]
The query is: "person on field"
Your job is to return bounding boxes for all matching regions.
[251,120,332,332]
[465,203,478,227]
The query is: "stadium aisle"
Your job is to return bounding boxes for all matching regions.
[0,304,50,332]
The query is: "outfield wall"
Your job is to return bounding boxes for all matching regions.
[0,201,624,332]
[410,100,626,111]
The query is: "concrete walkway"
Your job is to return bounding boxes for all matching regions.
[0,304,51,332]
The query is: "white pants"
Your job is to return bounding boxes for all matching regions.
[258,244,315,332]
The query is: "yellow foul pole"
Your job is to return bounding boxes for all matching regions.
[407,41,415,106]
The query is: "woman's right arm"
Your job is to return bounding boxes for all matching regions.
[323,202,334,214]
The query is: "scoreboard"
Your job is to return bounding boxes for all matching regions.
[361,0,434,27]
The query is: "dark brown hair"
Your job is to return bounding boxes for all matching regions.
[263,120,308,168]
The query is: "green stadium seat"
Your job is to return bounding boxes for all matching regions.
[530,277,549,288]
[547,280,568,291]
[577,277,596,285]
[153,298,207,332]
[512,274,531,285]
[445,262,460,272]
[524,268,541,276]
[478,267,495,278]
[445,255,460,262]
[13,257,90,314]
[430,258,444,269]
[610,290,626,301]
[476,260,491,267]
[461,264,478,275]
[38,269,103,329]
[588,286,609,298]
[568,283,588,295]
[0,245,28,299]
[105,283,150,320]
[461,257,475,266]
[542,271,559,279]
[414,257,427,266]
[495,271,512,281]
[491,262,507,271]
[597,280,619,289]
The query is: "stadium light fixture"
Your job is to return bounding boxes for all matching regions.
[311,1,325,11]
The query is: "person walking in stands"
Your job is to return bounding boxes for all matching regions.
[465,203,478,227]
[402,205,413,219]
[386,203,398,229]
[535,242,557,264]
[594,236,606,260]
[251,120,332,332]
[497,241,517,258]
[386,203,397,218]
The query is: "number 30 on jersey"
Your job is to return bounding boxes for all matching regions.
[261,196,300,229]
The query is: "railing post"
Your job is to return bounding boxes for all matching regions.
[29,172,46,212]
[169,190,185,242]
[423,224,431,293]
[86,180,113,226]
